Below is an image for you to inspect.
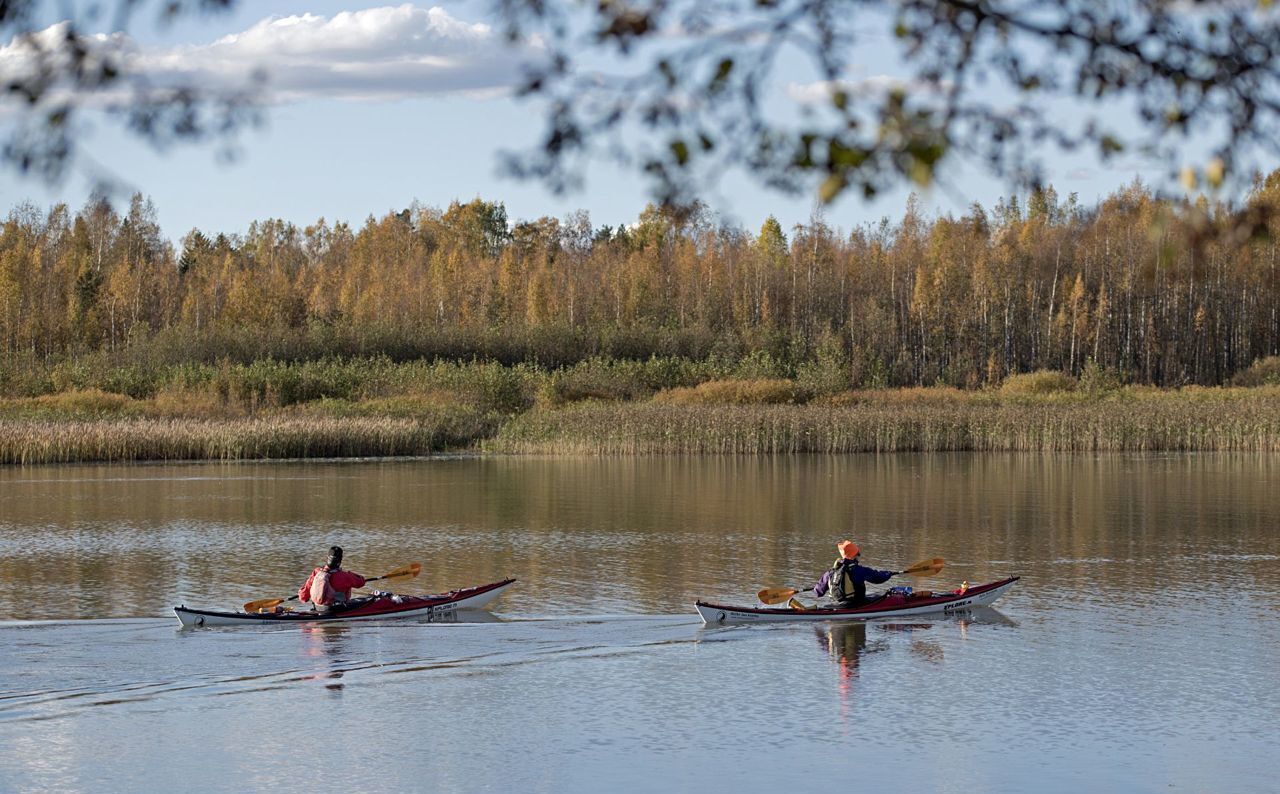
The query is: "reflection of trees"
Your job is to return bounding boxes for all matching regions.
[2,453,1278,618]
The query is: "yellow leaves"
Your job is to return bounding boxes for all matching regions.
[818,174,847,204]
[1206,157,1225,189]
[1180,157,1227,193]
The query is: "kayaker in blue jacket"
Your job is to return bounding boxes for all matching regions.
[813,540,897,606]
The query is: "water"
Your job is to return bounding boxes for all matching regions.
[1,454,1278,792]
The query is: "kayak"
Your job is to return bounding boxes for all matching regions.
[174,578,516,627]
[695,576,1018,624]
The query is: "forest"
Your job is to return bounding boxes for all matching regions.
[3,176,1280,395]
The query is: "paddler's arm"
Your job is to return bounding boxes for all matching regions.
[858,565,895,584]
[298,570,315,602]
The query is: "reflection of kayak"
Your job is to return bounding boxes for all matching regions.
[174,579,516,628]
[695,577,1018,624]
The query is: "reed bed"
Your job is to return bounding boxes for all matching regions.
[488,390,1280,454]
[0,413,495,464]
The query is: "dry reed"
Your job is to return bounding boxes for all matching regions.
[488,388,1280,454]
[0,413,494,464]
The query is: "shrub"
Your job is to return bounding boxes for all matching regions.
[1000,370,1077,395]
[0,388,140,419]
[1079,359,1123,395]
[1232,356,1280,387]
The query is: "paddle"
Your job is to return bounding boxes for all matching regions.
[242,562,423,613]
[757,557,946,605]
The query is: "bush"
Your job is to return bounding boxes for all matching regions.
[0,388,140,419]
[1079,359,1123,395]
[1232,356,1280,387]
[538,356,716,407]
[1000,370,1077,395]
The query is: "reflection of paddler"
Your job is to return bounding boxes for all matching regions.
[827,622,868,672]
[818,622,874,714]
[817,622,871,684]
[300,623,351,690]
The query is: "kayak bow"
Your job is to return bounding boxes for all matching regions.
[174,578,515,627]
[695,576,1018,624]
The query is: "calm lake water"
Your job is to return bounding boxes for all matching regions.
[1,454,1278,793]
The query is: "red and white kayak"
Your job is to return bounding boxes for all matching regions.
[174,578,516,627]
[695,577,1018,624]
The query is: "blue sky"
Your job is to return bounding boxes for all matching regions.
[0,2,1197,243]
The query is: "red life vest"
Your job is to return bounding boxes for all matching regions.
[309,566,337,606]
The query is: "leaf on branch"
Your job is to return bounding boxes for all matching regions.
[818,174,847,203]
[670,139,690,165]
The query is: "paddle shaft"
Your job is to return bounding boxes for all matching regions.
[263,571,395,605]
[243,564,421,612]
[758,557,945,605]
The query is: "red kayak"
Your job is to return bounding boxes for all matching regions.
[174,579,515,627]
[695,577,1018,623]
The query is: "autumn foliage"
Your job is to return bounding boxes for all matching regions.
[2,180,1280,400]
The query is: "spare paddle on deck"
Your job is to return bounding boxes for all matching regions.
[756,557,946,605]
[242,562,422,613]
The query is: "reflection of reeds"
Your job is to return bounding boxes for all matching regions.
[489,390,1280,454]
[0,413,495,464]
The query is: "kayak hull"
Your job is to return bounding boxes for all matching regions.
[174,578,515,627]
[695,576,1018,624]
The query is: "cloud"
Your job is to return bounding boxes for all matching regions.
[1,5,541,106]
[787,76,952,105]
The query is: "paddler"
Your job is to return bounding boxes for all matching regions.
[812,540,897,606]
[298,546,368,614]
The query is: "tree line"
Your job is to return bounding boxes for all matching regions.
[2,178,1279,389]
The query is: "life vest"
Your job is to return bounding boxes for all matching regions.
[829,558,855,602]
[309,566,337,606]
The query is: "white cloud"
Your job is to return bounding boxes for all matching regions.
[787,76,952,105]
[1,5,541,106]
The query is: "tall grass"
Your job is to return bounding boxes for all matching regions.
[489,387,1280,454]
[0,411,496,464]
[6,357,1280,461]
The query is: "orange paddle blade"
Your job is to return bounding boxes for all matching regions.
[900,558,945,577]
[242,597,285,613]
[377,562,422,581]
[757,586,799,605]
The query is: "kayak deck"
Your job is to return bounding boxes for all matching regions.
[174,578,515,627]
[695,576,1018,624]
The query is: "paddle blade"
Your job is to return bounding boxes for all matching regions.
[900,558,945,577]
[243,597,284,613]
[758,586,799,605]
[376,562,422,582]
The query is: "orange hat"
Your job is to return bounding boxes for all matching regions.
[837,540,860,559]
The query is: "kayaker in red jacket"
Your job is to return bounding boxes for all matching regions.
[299,546,367,613]
[813,540,897,606]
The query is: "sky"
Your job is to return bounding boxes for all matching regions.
[0,1,1211,244]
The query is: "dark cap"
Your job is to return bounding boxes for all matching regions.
[326,546,344,568]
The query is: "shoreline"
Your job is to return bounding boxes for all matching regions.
[5,387,1280,463]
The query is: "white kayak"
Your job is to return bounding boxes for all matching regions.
[174,578,515,627]
[695,576,1018,624]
